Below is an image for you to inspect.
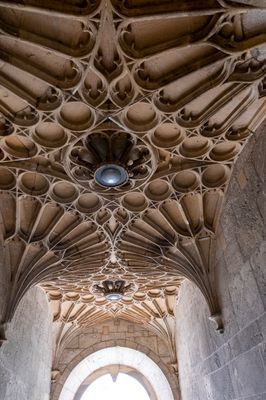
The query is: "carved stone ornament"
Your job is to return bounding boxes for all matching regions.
[0,0,266,366]
[51,369,61,383]
[0,323,7,347]
[92,280,136,300]
[66,127,155,193]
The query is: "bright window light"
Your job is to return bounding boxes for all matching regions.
[81,372,150,400]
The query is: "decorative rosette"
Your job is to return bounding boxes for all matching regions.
[66,128,155,194]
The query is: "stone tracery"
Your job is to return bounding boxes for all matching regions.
[0,0,265,374]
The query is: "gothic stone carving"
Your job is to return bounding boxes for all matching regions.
[0,0,266,361]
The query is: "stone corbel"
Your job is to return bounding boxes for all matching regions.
[0,323,8,347]
[209,313,224,334]
[51,369,61,383]
[169,361,179,377]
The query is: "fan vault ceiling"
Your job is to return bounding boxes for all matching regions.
[0,0,266,369]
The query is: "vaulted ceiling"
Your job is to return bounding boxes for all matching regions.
[0,0,266,364]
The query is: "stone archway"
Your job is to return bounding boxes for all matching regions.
[58,347,175,400]
[73,365,156,400]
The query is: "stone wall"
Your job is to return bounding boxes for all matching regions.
[0,243,10,326]
[0,286,53,400]
[52,318,179,400]
[176,124,266,400]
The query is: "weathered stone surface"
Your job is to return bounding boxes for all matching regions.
[176,123,266,400]
[0,2,265,400]
[229,347,266,398]
[0,287,53,400]
[0,0,265,362]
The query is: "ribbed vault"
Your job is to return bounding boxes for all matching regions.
[0,0,266,373]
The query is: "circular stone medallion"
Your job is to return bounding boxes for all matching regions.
[65,129,156,194]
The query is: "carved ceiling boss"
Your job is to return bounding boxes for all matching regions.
[0,0,266,370]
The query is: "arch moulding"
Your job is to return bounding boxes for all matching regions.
[55,346,176,400]
[52,339,179,400]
